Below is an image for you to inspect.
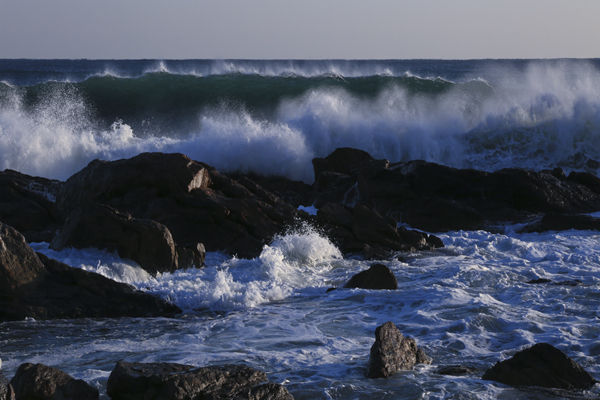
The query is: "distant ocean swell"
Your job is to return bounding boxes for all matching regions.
[1,60,600,182]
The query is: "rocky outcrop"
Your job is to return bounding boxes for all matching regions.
[0,170,62,242]
[106,361,294,400]
[10,363,98,400]
[50,204,195,274]
[519,213,600,233]
[482,343,596,389]
[367,321,431,378]
[344,264,398,290]
[0,371,15,400]
[0,222,180,321]
[316,202,443,258]
[311,148,600,232]
[56,153,298,258]
[0,223,47,294]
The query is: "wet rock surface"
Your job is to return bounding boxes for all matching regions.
[51,203,183,274]
[0,170,62,242]
[10,363,98,400]
[344,263,398,290]
[482,343,596,389]
[0,371,15,400]
[0,222,180,321]
[57,153,298,258]
[367,321,431,378]
[106,361,294,400]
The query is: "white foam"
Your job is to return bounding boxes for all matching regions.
[2,61,600,182]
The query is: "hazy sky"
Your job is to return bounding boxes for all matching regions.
[1,0,599,59]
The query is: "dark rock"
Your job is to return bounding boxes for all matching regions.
[367,321,431,378]
[0,170,62,242]
[10,363,98,400]
[311,149,600,232]
[436,365,476,376]
[526,278,552,284]
[57,153,298,258]
[0,222,180,321]
[0,371,15,400]
[51,204,180,274]
[106,361,294,400]
[317,203,443,258]
[482,343,596,389]
[344,264,398,290]
[0,222,46,293]
[176,242,206,269]
[232,173,314,208]
[519,213,600,233]
[567,171,600,194]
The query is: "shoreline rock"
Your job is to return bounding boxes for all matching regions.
[107,361,294,400]
[0,221,180,322]
[344,264,398,290]
[482,343,596,390]
[10,363,98,400]
[367,321,431,378]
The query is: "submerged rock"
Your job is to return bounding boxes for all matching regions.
[482,343,596,389]
[106,361,294,400]
[10,363,98,400]
[367,321,431,378]
[435,365,476,376]
[0,222,180,321]
[344,264,398,290]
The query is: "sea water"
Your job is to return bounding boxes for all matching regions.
[1,59,600,398]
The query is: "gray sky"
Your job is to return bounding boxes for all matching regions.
[1,0,599,59]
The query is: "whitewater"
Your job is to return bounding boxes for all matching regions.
[1,59,600,399]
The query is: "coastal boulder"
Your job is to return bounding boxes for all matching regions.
[0,222,46,294]
[106,361,294,400]
[0,170,62,242]
[367,321,431,378]
[10,363,98,400]
[482,343,596,389]
[0,370,15,400]
[56,153,298,258]
[51,204,180,274]
[317,203,443,258]
[519,213,600,233]
[344,264,398,290]
[0,222,180,321]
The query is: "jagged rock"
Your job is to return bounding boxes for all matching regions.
[482,343,596,389]
[10,363,98,400]
[176,242,206,269]
[317,203,443,258]
[0,222,180,321]
[344,264,398,290]
[57,153,298,258]
[106,361,294,400]
[51,204,181,274]
[367,321,431,378]
[519,213,600,233]
[0,371,15,400]
[311,149,600,232]
[0,170,62,242]
[0,222,46,293]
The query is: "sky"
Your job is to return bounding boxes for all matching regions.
[1,0,599,59]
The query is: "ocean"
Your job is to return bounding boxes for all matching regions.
[1,59,599,399]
